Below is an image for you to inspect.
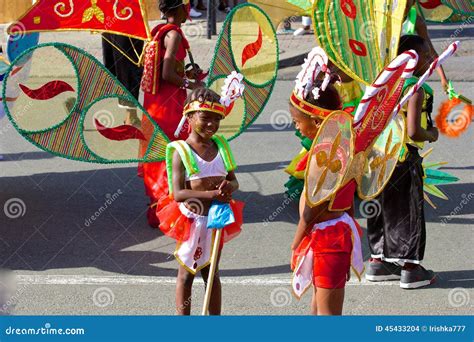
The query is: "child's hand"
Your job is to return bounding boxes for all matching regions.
[290,240,299,252]
[218,180,234,195]
[189,80,206,90]
[209,189,222,200]
[214,181,233,203]
[428,126,439,142]
[210,189,231,202]
[442,79,449,94]
[185,68,203,80]
[216,192,232,203]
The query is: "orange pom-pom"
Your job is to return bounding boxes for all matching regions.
[435,98,473,138]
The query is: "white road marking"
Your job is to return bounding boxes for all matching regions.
[14,274,400,286]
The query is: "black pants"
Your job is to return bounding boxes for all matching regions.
[367,147,426,263]
[102,33,144,107]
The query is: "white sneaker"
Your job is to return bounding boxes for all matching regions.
[293,27,309,36]
[189,8,202,18]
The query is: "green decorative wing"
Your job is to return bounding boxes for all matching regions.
[417,1,473,23]
[313,0,385,85]
[2,43,169,163]
[207,3,279,141]
[421,149,460,207]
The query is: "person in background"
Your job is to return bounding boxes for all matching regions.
[218,0,238,13]
[294,16,311,36]
[101,34,144,127]
[365,35,439,289]
[140,0,204,228]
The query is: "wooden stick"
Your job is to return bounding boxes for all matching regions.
[174,49,199,138]
[201,229,222,315]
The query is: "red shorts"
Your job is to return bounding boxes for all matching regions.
[311,221,353,289]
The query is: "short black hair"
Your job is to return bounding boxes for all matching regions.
[159,0,183,14]
[305,79,342,111]
[185,87,221,106]
[398,35,428,55]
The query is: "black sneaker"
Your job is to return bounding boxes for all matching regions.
[365,258,402,281]
[400,266,436,289]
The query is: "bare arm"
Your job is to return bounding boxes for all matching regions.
[222,170,239,193]
[162,31,201,89]
[406,88,438,142]
[172,151,220,202]
[214,170,239,202]
[291,196,320,250]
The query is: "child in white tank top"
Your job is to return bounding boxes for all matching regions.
[157,87,244,315]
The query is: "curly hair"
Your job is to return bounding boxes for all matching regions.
[398,35,428,55]
[304,79,342,111]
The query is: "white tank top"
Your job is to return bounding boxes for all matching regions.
[185,148,228,181]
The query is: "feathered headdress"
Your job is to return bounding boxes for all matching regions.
[175,71,245,137]
[290,47,339,119]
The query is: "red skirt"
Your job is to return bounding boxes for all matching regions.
[157,196,244,244]
[141,82,188,204]
[157,198,244,274]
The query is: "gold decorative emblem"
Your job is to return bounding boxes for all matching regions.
[82,0,105,23]
[369,129,400,188]
[312,131,343,196]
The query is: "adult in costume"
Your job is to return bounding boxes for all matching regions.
[140,0,204,227]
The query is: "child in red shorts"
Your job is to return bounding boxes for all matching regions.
[288,48,364,315]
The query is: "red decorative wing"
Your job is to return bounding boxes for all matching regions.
[95,119,146,141]
[19,81,74,100]
[353,51,418,153]
[241,27,262,67]
[8,0,150,40]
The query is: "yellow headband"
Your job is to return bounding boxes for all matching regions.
[183,100,227,117]
[290,90,335,119]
